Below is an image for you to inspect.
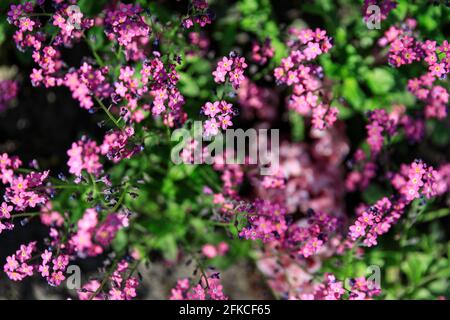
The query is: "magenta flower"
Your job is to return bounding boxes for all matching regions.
[0,202,13,219]
[19,18,35,32]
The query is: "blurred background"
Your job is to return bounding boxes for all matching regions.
[0,0,449,299]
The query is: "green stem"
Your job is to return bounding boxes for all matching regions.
[197,168,221,192]
[25,13,52,17]
[88,257,120,300]
[126,260,141,280]
[82,34,105,67]
[207,220,231,227]
[89,173,99,199]
[11,212,41,220]
[400,200,427,247]
[193,255,210,289]
[30,184,83,191]
[94,96,123,130]
[110,184,129,213]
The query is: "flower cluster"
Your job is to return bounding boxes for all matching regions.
[380,20,449,120]
[345,149,377,192]
[1,153,49,215]
[67,138,103,178]
[38,251,70,286]
[0,157,48,232]
[64,63,111,110]
[201,242,229,259]
[346,105,428,192]
[0,79,18,112]
[251,38,274,65]
[142,54,187,127]
[408,73,449,120]
[101,127,141,162]
[290,209,339,258]
[52,4,93,43]
[238,79,278,121]
[78,259,139,300]
[348,160,438,247]
[5,237,67,286]
[379,20,422,67]
[381,21,450,77]
[201,100,235,136]
[70,208,128,257]
[274,28,337,129]
[104,3,150,48]
[212,54,248,89]
[182,0,213,29]
[237,200,338,259]
[254,129,349,216]
[8,2,92,88]
[170,274,227,300]
[391,160,438,202]
[4,242,37,281]
[366,109,396,157]
[294,274,381,300]
[348,197,400,246]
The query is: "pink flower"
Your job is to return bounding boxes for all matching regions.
[202,244,218,258]
[218,114,233,129]
[212,68,226,83]
[39,264,50,277]
[67,138,103,177]
[203,118,219,137]
[19,18,35,32]
[349,221,366,240]
[50,271,66,286]
[218,57,233,72]
[30,68,43,86]
[0,202,13,219]
[202,101,220,117]
[4,256,19,272]
[217,242,229,255]
[78,280,101,300]
[109,288,124,300]
[212,54,247,88]
[229,70,245,89]
[304,42,322,60]
[429,63,446,78]
[114,82,128,97]
[41,250,52,264]
[182,18,194,29]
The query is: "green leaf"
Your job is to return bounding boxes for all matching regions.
[362,184,389,203]
[289,111,304,142]
[364,68,395,95]
[168,164,196,181]
[401,253,432,285]
[179,72,200,97]
[429,120,450,147]
[342,78,365,110]
[0,24,5,46]
[112,229,128,252]
[418,209,450,223]
[157,235,178,261]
